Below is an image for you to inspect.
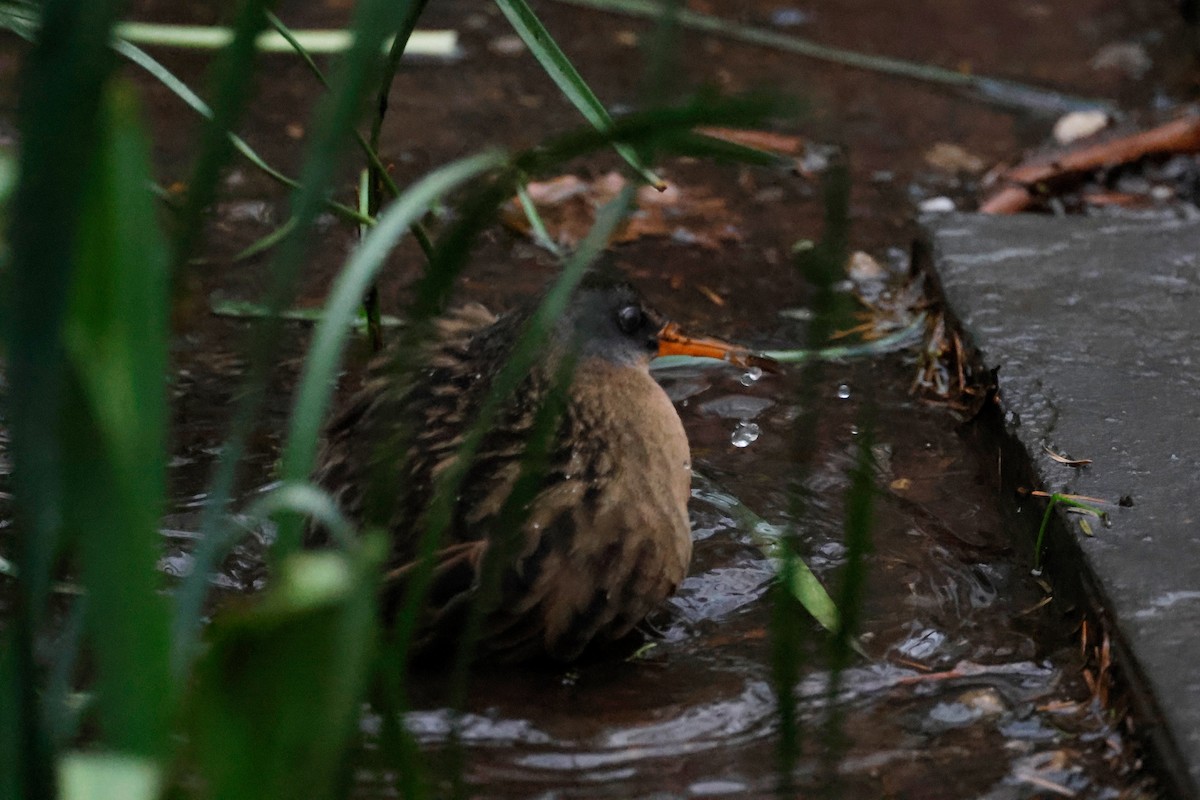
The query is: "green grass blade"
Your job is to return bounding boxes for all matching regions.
[264,11,404,203]
[187,540,384,800]
[816,418,876,784]
[42,596,87,748]
[245,482,358,548]
[551,0,1112,115]
[391,184,637,664]
[515,180,563,255]
[169,0,271,271]
[691,473,840,631]
[231,215,298,261]
[112,39,374,226]
[210,296,404,327]
[63,82,174,758]
[367,0,431,171]
[4,0,124,644]
[176,0,430,674]
[111,40,291,188]
[508,91,788,178]
[494,0,664,188]
[1,632,43,800]
[4,1,127,794]
[657,129,785,165]
[59,754,162,800]
[832,428,874,645]
[0,146,15,206]
[272,150,506,557]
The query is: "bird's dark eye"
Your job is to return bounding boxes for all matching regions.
[616,304,644,334]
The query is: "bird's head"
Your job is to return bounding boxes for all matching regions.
[559,273,777,373]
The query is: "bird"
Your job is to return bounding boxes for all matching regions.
[312,273,774,663]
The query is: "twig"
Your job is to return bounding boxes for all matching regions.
[981,115,1200,213]
[550,0,1113,116]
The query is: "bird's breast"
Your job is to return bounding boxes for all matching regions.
[567,357,692,526]
[514,357,693,659]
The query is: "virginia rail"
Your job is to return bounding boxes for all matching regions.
[313,275,773,662]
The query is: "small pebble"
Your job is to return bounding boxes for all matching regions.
[489,34,526,56]
[919,196,957,213]
[1052,109,1110,144]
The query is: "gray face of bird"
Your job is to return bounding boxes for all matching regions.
[558,283,665,369]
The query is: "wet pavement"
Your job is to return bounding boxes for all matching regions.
[925,212,1200,799]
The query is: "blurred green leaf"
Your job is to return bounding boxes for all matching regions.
[691,473,840,632]
[4,1,129,794]
[274,150,507,556]
[494,0,664,188]
[244,481,358,549]
[175,0,426,679]
[0,635,26,800]
[0,147,15,206]
[168,0,271,276]
[59,753,163,800]
[657,130,784,165]
[111,39,373,226]
[0,9,375,229]
[188,541,384,800]
[264,12,407,211]
[209,296,404,328]
[60,82,174,759]
[393,185,637,659]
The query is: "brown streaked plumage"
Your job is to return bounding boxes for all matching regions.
[312,276,772,663]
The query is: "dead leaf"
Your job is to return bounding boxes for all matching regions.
[1017,595,1054,616]
[1015,770,1077,798]
[696,126,806,155]
[696,284,726,306]
[502,171,742,250]
[846,250,887,282]
[924,142,986,174]
[1043,444,1093,466]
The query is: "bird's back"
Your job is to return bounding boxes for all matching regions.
[313,299,693,662]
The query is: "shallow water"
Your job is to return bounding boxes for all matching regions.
[341,358,1133,799]
[145,347,1148,797]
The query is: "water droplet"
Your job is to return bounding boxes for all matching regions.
[730,421,761,448]
[836,384,851,399]
[849,424,860,435]
[769,7,810,27]
[739,366,764,386]
[778,307,813,322]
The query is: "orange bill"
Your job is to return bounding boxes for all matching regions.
[656,322,780,373]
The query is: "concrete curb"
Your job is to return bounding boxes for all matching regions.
[922,212,1200,798]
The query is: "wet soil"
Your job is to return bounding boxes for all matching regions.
[2,0,1194,796]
